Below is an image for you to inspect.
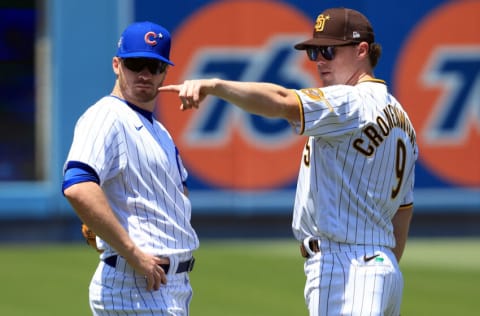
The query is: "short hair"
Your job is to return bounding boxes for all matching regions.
[368,42,382,68]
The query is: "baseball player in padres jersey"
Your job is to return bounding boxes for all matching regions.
[62,22,199,315]
[161,7,416,316]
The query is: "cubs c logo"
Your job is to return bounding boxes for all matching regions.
[144,31,162,46]
[157,0,319,190]
[395,1,480,186]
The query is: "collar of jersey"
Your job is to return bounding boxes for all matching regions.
[357,77,386,85]
[109,95,153,123]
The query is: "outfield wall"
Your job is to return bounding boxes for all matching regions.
[0,0,478,220]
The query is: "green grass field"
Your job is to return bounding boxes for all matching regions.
[1,238,479,315]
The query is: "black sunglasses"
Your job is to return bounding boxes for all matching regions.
[305,43,358,61]
[122,58,168,75]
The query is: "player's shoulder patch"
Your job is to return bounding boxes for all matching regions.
[299,88,325,101]
[298,87,334,112]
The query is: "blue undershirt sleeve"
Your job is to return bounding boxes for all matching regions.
[62,161,100,195]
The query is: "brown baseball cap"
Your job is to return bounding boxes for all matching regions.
[294,7,375,50]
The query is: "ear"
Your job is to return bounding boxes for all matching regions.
[112,57,120,75]
[357,42,370,58]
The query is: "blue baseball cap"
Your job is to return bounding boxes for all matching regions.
[116,21,174,65]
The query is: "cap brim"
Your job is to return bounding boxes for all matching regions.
[294,38,356,50]
[117,51,174,66]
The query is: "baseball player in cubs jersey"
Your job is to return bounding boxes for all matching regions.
[160,7,416,316]
[62,22,199,315]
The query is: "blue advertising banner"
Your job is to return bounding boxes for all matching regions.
[135,0,480,212]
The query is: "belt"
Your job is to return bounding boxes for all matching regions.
[300,238,320,258]
[103,255,195,274]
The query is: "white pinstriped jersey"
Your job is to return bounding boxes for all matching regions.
[291,80,418,247]
[64,96,199,259]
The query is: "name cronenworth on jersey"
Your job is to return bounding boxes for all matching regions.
[353,104,416,156]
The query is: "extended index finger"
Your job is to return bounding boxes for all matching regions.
[158,84,182,92]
